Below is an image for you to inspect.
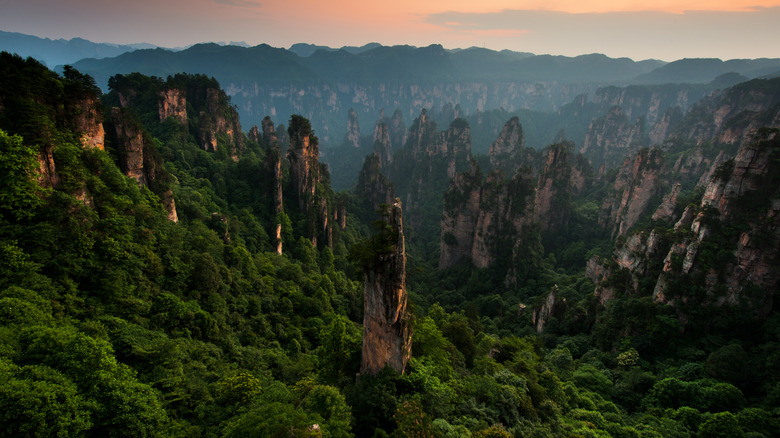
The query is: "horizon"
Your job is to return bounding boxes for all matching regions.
[5,29,780,65]
[1,1,779,62]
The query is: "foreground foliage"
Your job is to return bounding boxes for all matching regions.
[0,53,778,437]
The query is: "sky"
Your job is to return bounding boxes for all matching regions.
[1,0,779,61]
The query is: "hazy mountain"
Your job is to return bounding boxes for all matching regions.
[69,42,780,150]
[288,42,382,57]
[0,30,156,67]
[633,57,780,84]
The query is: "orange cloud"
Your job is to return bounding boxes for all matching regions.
[458,29,531,37]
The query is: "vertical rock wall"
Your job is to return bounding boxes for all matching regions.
[361,201,412,375]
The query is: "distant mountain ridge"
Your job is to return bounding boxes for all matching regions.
[0,30,158,67]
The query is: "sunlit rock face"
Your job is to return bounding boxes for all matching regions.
[361,201,412,375]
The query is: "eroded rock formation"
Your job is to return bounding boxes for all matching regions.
[598,148,665,237]
[109,107,178,222]
[347,108,360,148]
[158,88,187,124]
[287,115,320,213]
[489,116,524,173]
[361,201,412,375]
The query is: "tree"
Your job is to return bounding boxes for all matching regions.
[698,412,743,438]
[0,129,44,221]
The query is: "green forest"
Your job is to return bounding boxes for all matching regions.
[0,52,779,437]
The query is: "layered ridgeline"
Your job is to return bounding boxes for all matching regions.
[70,42,780,148]
[3,51,780,437]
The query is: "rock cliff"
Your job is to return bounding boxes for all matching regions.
[439,138,587,275]
[287,115,320,213]
[598,148,665,237]
[158,88,187,124]
[108,107,178,221]
[581,106,644,169]
[73,96,105,150]
[197,88,244,159]
[653,129,780,316]
[346,108,360,148]
[361,201,412,375]
[488,116,524,173]
[356,154,395,218]
[372,121,393,170]
[533,285,566,333]
[389,112,472,231]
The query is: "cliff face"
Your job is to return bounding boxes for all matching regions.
[261,115,278,147]
[372,121,392,170]
[581,106,644,169]
[533,143,577,230]
[346,108,360,148]
[74,96,105,150]
[361,201,412,375]
[488,116,524,173]
[653,130,780,315]
[390,112,472,231]
[356,154,395,217]
[439,161,483,269]
[598,148,665,237]
[109,107,178,222]
[590,129,780,322]
[533,285,566,333]
[439,139,586,274]
[673,79,780,148]
[286,115,336,247]
[158,88,187,124]
[197,88,244,159]
[388,109,407,152]
[287,115,320,213]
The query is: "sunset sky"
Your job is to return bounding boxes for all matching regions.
[1,0,779,61]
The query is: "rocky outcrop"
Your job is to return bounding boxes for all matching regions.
[439,139,587,273]
[356,154,395,217]
[197,88,244,159]
[372,121,392,170]
[439,161,483,269]
[533,285,566,333]
[261,116,278,147]
[581,106,644,169]
[533,143,576,230]
[651,183,682,222]
[439,162,537,271]
[361,201,412,375]
[287,115,320,213]
[587,230,665,304]
[110,108,150,187]
[647,106,683,146]
[591,129,779,322]
[73,96,105,150]
[653,130,780,316]
[390,112,472,231]
[346,108,360,148]
[406,109,438,158]
[286,114,335,248]
[158,88,187,124]
[489,116,524,173]
[109,107,178,222]
[598,148,665,237]
[388,109,407,152]
[673,78,780,148]
[247,125,261,144]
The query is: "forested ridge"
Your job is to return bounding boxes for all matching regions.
[1,52,779,437]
